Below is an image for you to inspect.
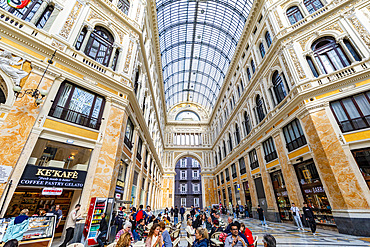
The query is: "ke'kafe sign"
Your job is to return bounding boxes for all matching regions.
[7,0,31,9]
[19,165,87,188]
[42,187,63,195]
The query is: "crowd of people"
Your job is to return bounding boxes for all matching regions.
[0,201,322,247]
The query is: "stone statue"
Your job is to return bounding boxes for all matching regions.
[0,50,29,86]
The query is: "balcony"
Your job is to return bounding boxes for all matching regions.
[179,191,187,194]
[179,176,187,180]
[192,191,201,194]
[192,177,201,180]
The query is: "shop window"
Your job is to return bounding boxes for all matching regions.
[75,27,87,51]
[118,159,128,181]
[270,170,291,221]
[124,117,134,150]
[117,0,130,15]
[251,60,255,73]
[256,95,266,122]
[0,0,42,22]
[295,160,334,225]
[231,163,237,179]
[263,137,278,163]
[265,31,272,48]
[225,169,230,181]
[35,5,54,29]
[272,71,287,104]
[28,139,92,171]
[304,0,324,14]
[49,82,105,130]
[286,6,304,25]
[239,157,246,175]
[283,119,307,152]
[137,137,143,161]
[235,123,241,145]
[306,56,319,78]
[352,148,370,189]
[247,68,251,81]
[330,91,370,132]
[249,149,259,170]
[85,26,114,66]
[243,112,251,135]
[259,43,265,58]
[312,37,350,74]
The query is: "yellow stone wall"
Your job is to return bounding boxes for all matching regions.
[162,175,174,208]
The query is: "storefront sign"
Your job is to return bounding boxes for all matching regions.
[19,165,87,188]
[7,0,31,9]
[42,187,63,195]
[0,165,12,184]
[115,193,121,199]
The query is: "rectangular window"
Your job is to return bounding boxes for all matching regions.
[239,157,246,175]
[137,137,143,161]
[194,198,200,207]
[180,184,187,193]
[225,168,230,181]
[180,159,187,168]
[220,172,224,184]
[192,160,199,168]
[263,137,278,163]
[282,119,307,152]
[124,118,134,150]
[192,170,199,179]
[330,92,370,133]
[49,82,105,130]
[180,170,187,180]
[216,175,220,186]
[231,163,237,178]
[181,198,186,206]
[193,183,200,193]
[249,149,259,170]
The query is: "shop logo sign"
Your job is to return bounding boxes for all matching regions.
[42,187,63,195]
[7,0,31,9]
[19,165,87,188]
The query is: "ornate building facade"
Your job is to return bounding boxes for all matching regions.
[0,0,369,239]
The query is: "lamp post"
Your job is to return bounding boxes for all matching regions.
[13,50,57,106]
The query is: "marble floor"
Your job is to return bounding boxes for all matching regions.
[233,217,370,246]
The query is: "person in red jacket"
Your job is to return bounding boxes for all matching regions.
[240,223,254,247]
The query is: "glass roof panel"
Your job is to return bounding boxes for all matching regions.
[157,0,254,111]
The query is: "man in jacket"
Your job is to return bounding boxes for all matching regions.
[97,213,108,247]
[59,204,81,247]
[180,206,185,222]
[303,202,316,235]
[173,206,179,225]
[224,223,247,247]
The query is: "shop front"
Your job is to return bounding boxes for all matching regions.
[294,160,335,226]
[270,170,291,221]
[4,138,90,239]
[352,148,370,189]
[242,181,252,218]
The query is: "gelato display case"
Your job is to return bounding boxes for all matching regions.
[0,216,55,246]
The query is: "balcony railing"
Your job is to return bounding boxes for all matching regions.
[49,106,101,130]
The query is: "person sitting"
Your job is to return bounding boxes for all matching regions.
[145,223,163,247]
[262,234,276,247]
[136,219,148,240]
[192,228,208,247]
[3,239,19,247]
[205,217,212,232]
[209,220,223,237]
[117,232,132,247]
[116,222,133,242]
[186,220,195,241]
[223,217,233,234]
[163,216,170,226]
[159,222,172,247]
[224,223,247,247]
[240,223,253,247]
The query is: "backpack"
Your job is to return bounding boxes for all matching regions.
[136,210,144,221]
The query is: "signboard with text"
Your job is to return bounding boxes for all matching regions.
[19,165,87,189]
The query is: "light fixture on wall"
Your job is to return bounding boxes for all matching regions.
[13,50,57,106]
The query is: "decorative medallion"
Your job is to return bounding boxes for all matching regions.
[7,0,31,9]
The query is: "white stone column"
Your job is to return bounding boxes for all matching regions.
[108,43,119,68]
[30,0,50,24]
[42,4,63,31]
[80,26,93,52]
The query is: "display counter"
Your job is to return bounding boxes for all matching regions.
[0,216,55,247]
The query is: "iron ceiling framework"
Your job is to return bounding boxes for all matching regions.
[156,0,254,112]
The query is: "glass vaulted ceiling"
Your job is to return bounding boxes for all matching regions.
[156,0,254,112]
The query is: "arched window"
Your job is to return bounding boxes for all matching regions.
[85,26,114,66]
[235,124,241,145]
[287,6,304,25]
[244,112,251,135]
[251,60,255,73]
[176,111,200,121]
[0,0,42,22]
[117,0,130,15]
[312,37,350,74]
[256,95,265,122]
[228,133,233,152]
[304,0,324,14]
[36,5,54,29]
[0,87,6,104]
[259,43,265,58]
[247,68,251,81]
[265,31,272,48]
[272,71,287,104]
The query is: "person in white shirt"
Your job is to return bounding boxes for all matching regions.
[59,204,81,247]
[290,203,303,231]
[186,220,195,241]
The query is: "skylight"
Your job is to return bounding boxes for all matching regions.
[156,0,254,112]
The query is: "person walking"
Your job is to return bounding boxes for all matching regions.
[2,209,30,243]
[303,202,317,235]
[173,206,179,225]
[96,212,108,247]
[290,203,303,231]
[59,204,81,247]
[170,207,174,217]
[145,223,163,247]
[224,223,247,247]
[115,206,126,231]
[235,204,240,219]
[190,206,195,219]
[257,205,267,227]
[159,222,172,247]
[180,206,185,222]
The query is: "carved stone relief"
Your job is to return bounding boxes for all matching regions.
[59,1,83,39]
[287,46,306,80]
[347,15,370,49]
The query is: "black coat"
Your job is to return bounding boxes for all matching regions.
[257,208,264,220]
